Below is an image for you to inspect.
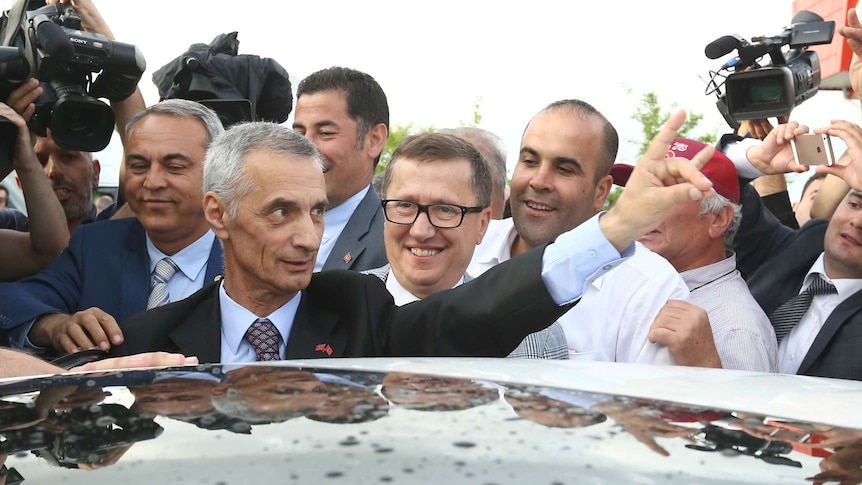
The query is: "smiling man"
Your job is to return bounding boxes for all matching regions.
[0,100,225,355]
[292,67,388,272]
[367,132,568,359]
[111,113,718,364]
[467,100,692,365]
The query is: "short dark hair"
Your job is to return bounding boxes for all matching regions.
[541,99,619,181]
[800,172,827,200]
[297,66,389,163]
[382,132,493,208]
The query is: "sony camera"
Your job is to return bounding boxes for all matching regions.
[704,11,834,130]
[0,0,145,154]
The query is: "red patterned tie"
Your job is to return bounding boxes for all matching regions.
[244,318,282,361]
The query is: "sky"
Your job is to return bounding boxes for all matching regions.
[7,0,862,201]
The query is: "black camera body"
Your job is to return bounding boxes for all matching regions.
[0,0,145,153]
[704,12,835,129]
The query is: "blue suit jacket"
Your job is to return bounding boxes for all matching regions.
[321,187,387,272]
[0,218,224,344]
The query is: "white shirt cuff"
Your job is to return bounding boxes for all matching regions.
[541,213,632,305]
[722,138,765,179]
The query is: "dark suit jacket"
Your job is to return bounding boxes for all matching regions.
[321,187,387,271]
[734,181,862,380]
[114,247,570,362]
[0,218,224,342]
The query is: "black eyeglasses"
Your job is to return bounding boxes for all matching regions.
[381,199,484,228]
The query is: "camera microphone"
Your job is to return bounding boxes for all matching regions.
[35,21,74,62]
[705,34,745,60]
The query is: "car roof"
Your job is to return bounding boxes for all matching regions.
[1,358,859,484]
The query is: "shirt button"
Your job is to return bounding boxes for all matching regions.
[588,250,597,257]
[602,265,613,271]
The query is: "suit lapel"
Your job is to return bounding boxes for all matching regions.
[168,285,222,363]
[285,286,346,359]
[322,188,379,271]
[798,289,862,374]
[203,237,225,283]
[120,221,151,321]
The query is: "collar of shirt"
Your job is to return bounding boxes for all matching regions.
[84,203,98,224]
[680,252,738,291]
[385,268,465,305]
[218,282,301,357]
[804,254,862,300]
[145,230,216,281]
[466,218,518,278]
[315,184,371,272]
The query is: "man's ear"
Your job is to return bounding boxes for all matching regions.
[709,204,734,240]
[203,192,229,240]
[91,159,101,187]
[594,174,613,213]
[364,123,388,161]
[476,207,492,245]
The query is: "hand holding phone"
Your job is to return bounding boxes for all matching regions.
[791,133,835,166]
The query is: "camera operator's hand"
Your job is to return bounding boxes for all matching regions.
[5,78,42,124]
[648,300,722,369]
[46,0,114,39]
[841,7,862,96]
[29,308,124,355]
[815,120,862,191]
[744,121,810,175]
[0,103,69,281]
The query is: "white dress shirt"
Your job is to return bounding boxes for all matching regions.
[145,230,216,303]
[682,253,777,372]
[218,283,300,363]
[314,185,370,272]
[468,218,689,364]
[779,254,862,374]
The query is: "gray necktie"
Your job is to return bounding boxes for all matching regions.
[769,275,837,343]
[146,257,179,310]
[244,318,283,361]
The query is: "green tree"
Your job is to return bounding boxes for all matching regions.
[376,122,435,174]
[603,91,720,210]
[628,91,718,155]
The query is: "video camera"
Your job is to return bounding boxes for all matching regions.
[0,0,145,155]
[704,11,834,130]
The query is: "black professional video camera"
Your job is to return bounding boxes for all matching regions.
[704,11,835,130]
[0,0,145,155]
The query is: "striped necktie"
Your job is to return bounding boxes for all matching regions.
[245,318,283,361]
[146,257,179,310]
[769,275,837,343]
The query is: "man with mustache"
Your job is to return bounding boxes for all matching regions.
[0,100,224,355]
[34,133,101,234]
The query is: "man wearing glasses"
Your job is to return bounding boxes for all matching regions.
[368,133,568,358]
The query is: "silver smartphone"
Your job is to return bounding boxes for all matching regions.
[791,133,835,166]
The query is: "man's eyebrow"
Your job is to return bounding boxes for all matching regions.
[519,146,584,174]
[263,197,300,211]
[125,153,194,164]
[849,191,862,201]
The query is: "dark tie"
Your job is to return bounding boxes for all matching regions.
[244,318,283,361]
[146,257,179,309]
[769,275,837,343]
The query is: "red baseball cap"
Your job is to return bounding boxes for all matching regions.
[610,138,740,204]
